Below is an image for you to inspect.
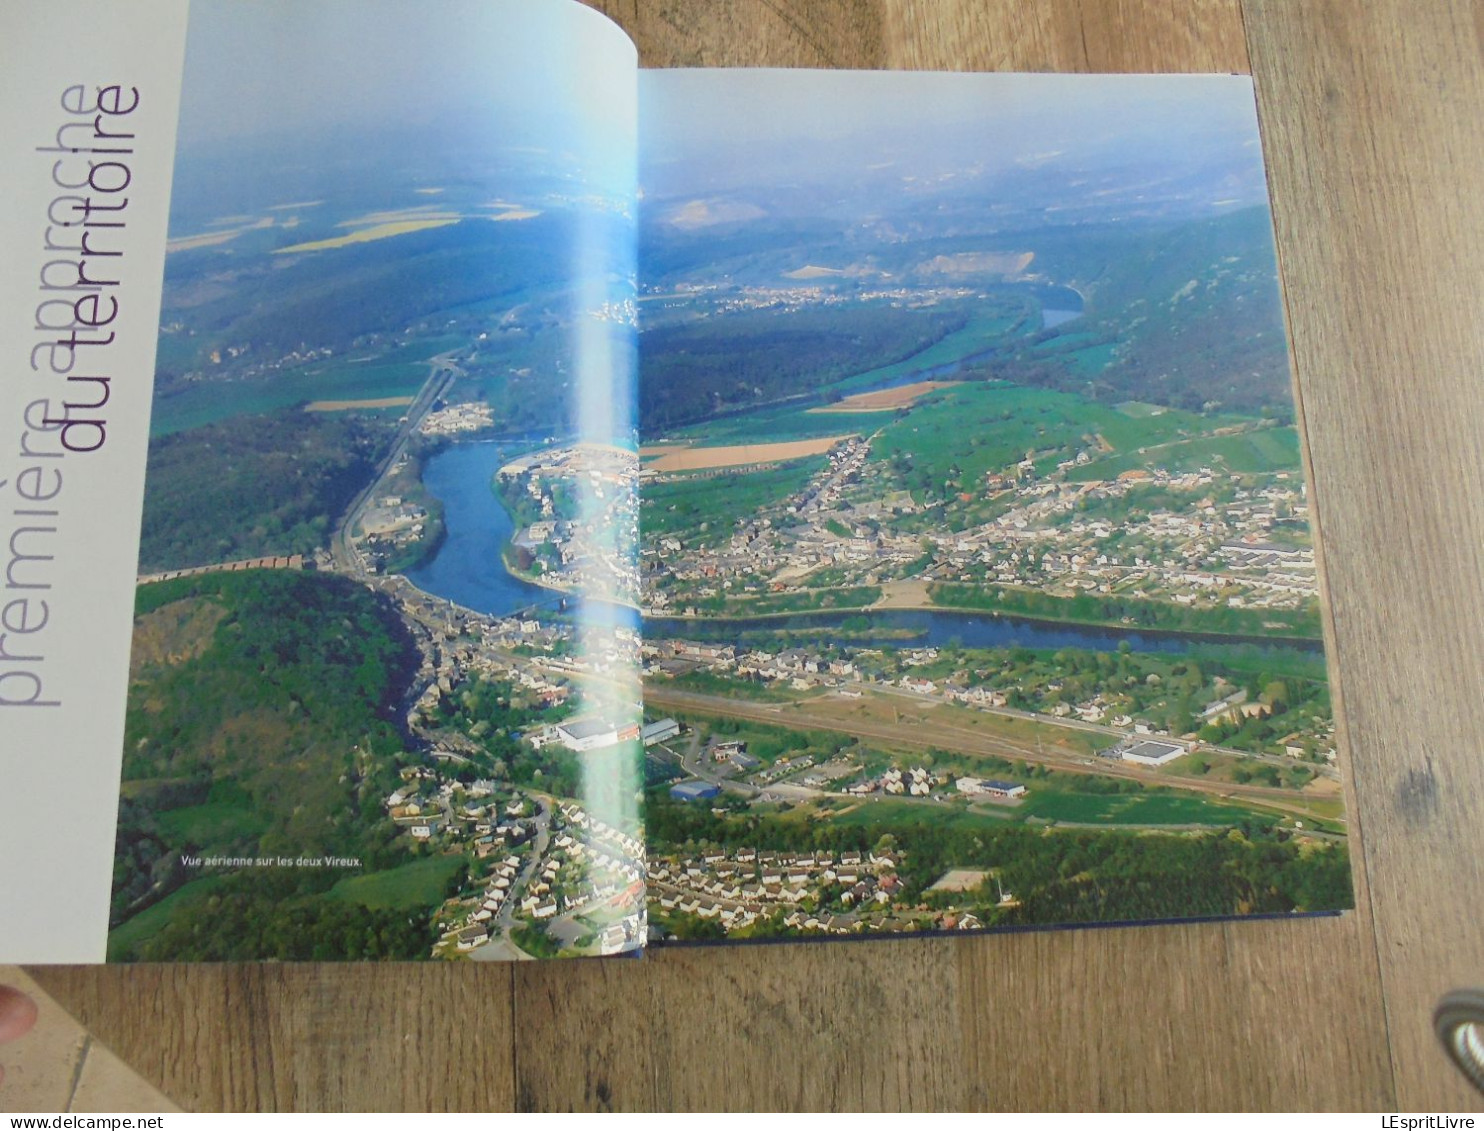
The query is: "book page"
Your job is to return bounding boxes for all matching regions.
[637,69,1350,942]
[1,0,644,963]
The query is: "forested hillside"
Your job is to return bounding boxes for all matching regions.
[137,409,391,571]
[1071,207,1291,415]
[638,206,1292,433]
[109,571,433,961]
[639,302,970,431]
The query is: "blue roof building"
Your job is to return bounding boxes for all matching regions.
[670,780,721,802]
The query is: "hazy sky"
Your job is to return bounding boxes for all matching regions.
[171,6,1266,220]
[640,69,1265,202]
[176,0,636,180]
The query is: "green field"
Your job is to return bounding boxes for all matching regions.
[823,787,1271,832]
[830,309,1030,392]
[1027,330,1121,377]
[1090,402,1240,451]
[660,380,1274,498]
[655,373,1261,479]
[827,801,1016,832]
[1039,330,1102,350]
[1062,342,1120,376]
[647,305,1036,446]
[870,381,1228,488]
[657,404,885,446]
[823,785,1268,833]
[642,456,827,546]
[150,331,464,437]
[328,855,466,912]
[1113,401,1169,418]
[690,584,882,617]
[152,357,432,436]
[154,782,271,846]
[1017,790,1265,826]
[1067,427,1301,481]
[107,876,225,961]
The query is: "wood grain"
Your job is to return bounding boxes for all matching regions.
[513,938,969,1111]
[32,964,517,1111]
[27,0,1484,1110]
[590,0,882,69]
[1245,0,1484,1110]
[877,0,1248,74]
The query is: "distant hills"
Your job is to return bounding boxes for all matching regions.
[1026,206,1292,415]
[638,204,1292,432]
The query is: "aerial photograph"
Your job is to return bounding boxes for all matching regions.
[635,69,1353,942]
[106,10,1354,962]
[108,0,645,962]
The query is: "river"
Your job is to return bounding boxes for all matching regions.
[409,440,1316,662]
[864,282,1086,386]
[642,608,1319,658]
[1024,282,1085,330]
[405,439,554,616]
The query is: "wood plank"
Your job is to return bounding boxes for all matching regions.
[30,965,517,1112]
[589,0,882,69]
[513,939,968,1111]
[510,915,1393,1111]
[958,917,1391,1110]
[1244,0,1484,1110]
[877,0,1248,73]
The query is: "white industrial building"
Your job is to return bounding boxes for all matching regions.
[1121,739,1186,766]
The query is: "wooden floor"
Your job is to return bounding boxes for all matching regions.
[20,0,1484,1111]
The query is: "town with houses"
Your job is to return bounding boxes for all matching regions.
[646,842,1000,939]
[641,718,1042,942]
[379,751,645,958]
[640,279,996,320]
[357,484,432,565]
[316,316,1330,957]
[412,781,646,959]
[642,630,1336,765]
[496,442,641,607]
[419,400,495,436]
[330,549,646,959]
[318,378,1333,957]
[642,433,1318,625]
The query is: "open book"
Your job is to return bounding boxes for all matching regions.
[0,0,1351,964]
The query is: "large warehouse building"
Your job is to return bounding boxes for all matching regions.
[642,718,680,746]
[1121,739,1186,766]
[670,780,721,802]
[557,718,619,751]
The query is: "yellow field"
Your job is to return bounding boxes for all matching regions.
[274,218,458,254]
[808,380,953,413]
[167,231,240,252]
[304,396,415,412]
[166,216,272,254]
[341,206,458,225]
[872,579,932,607]
[640,435,853,472]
